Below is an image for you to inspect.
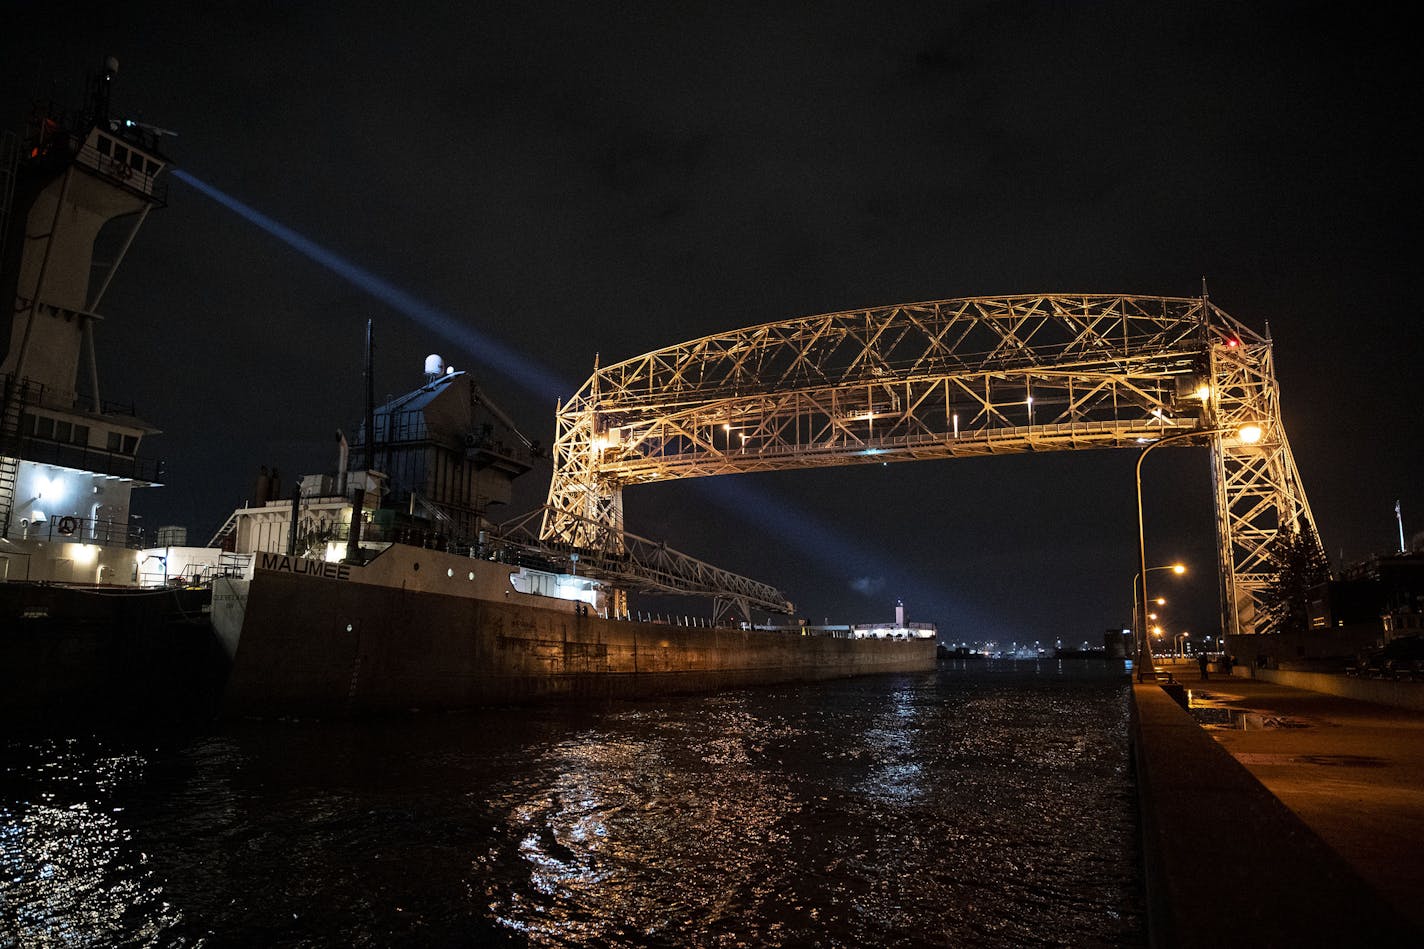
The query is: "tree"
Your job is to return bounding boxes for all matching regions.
[1259,525,1331,635]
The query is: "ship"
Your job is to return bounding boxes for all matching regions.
[0,60,226,721]
[204,349,937,716]
[0,63,936,722]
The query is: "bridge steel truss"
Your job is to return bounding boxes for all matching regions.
[497,506,793,622]
[542,294,1317,638]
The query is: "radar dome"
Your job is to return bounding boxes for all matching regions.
[424,354,445,380]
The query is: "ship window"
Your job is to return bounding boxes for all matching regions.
[468,571,474,581]
[446,567,454,578]
[129,151,144,170]
[113,144,129,164]
[73,424,89,446]
[55,421,72,442]
[96,136,112,156]
[121,435,137,454]
[107,431,122,451]
[35,416,54,439]
[146,159,160,175]
[20,413,36,436]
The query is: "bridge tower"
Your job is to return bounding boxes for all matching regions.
[0,58,168,582]
[1206,319,1317,638]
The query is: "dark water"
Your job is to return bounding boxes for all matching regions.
[1,661,1143,947]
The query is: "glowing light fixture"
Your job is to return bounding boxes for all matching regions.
[37,473,66,502]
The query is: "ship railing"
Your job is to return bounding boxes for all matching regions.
[135,552,254,588]
[15,515,150,550]
[1,370,143,420]
[320,520,472,554]
[22,102,170,206]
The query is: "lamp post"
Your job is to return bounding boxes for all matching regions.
[1175,632,1190,658]
[1132,564,1184,677]
[1135,424,1262,679]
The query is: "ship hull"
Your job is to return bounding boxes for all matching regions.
[0,583,225,724]
[216,557,937,717]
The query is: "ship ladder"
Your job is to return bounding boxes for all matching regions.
[206,510,241,550]
[0,134,25,538]
[0,378,28,539]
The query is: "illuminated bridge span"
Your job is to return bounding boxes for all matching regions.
[542,294,1316,637]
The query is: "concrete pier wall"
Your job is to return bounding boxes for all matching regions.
[1249,667,1424,712]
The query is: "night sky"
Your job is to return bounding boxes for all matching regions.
[4,2,1419,645]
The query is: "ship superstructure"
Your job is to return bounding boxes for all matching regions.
[0,58,167,583]
[209,353,537,561]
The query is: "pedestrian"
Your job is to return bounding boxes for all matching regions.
[1197,651,1210,681]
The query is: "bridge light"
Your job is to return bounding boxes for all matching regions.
[1172,563,1186,574]
[1196,385,1212,402]
[1238,424,1263,444]
[1226,337,1240,348]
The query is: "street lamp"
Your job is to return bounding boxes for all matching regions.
[1175,632,1190,658]
[1134,424,1262,679]
[1132,563,1185,676]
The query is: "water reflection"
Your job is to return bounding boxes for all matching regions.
[1,742,182,947]
[1,662,1143,946]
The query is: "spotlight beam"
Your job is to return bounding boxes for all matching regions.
[172,170,954,617]
[172,170,570,402]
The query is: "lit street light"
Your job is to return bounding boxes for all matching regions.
[1134,424,1262,679]
[1132,562,1185,675]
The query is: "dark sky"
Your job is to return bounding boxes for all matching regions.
[5,1,1419,645]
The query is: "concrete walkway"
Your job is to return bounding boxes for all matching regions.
[1185,671,1424,933]
[1130,672,1423,947]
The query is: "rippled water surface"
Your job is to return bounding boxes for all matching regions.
[1,661,1142,947]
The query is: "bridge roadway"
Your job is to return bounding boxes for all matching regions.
[1131,667,1424,946]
